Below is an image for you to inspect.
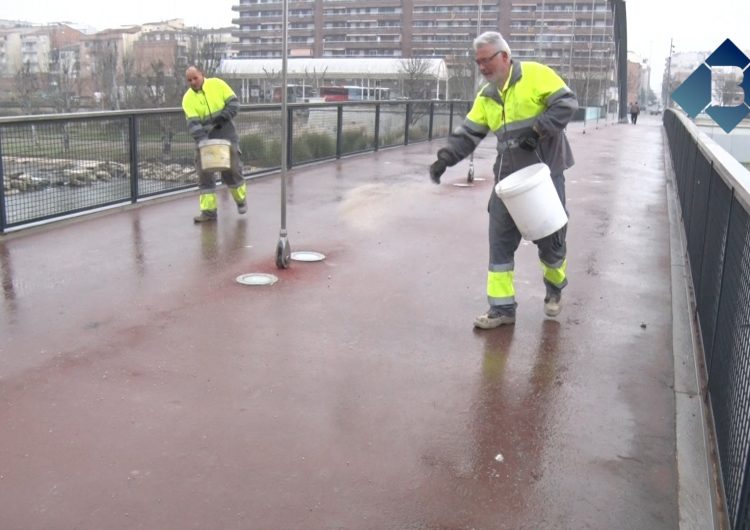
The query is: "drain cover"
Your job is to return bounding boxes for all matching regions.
[236,273,278,286]
[290,251,326,262]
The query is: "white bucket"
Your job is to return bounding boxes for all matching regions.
[198,139,231,171]
[494,162,568,241]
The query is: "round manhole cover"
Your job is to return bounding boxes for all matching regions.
[236,273,278,286]
[291,251,326,262]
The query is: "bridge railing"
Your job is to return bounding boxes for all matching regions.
[0,100,471,233]
[664,109,750,530]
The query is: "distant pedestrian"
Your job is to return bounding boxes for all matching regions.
[182,65,247,223]
[631,101,641,124]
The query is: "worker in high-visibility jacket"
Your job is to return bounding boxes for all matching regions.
[182,65,247,223]
[429,31,578,329]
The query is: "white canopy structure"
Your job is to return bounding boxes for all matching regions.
[217,57,450,102]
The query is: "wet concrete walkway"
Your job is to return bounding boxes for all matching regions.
[1,115,697,528]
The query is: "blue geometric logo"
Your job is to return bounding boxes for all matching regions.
[671,38,750,133]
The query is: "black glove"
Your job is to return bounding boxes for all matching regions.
[429,159,448,184]
[518,128,540,151]
[212,116,226,130]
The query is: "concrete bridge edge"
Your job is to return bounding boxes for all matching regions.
[664,128,727,529]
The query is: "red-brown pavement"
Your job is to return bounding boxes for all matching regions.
[0,114,682,529]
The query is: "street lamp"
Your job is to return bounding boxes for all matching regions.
[664,38,675,109]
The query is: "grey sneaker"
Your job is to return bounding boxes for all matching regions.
[193,210,218,223]
[544,293,562,317]
[474,309,516,329]
[237,201,247,214]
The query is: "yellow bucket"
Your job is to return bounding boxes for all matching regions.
[198,139,231,171]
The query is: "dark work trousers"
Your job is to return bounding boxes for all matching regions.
[487,172,568,307]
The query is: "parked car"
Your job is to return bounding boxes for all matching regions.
[648,104,663,115]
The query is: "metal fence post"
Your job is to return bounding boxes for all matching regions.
[336,105,343,158]
[428,101,434,141]
[404,102,411,146]
[0,127,6,233]
[374,103,381,152]
[287,106,294,168]
[128,115,139,203]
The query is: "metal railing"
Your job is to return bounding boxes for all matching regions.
[0,100,470,233]
[664,109,750,530]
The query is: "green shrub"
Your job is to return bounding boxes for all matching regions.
[299,131,335,159]
[292,140,312,163]
[240,133,267,164]
[263,139,281,167]
[409,126,428,142]
[341,129,372,153]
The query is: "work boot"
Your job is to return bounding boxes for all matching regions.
[544,293,562,317]
[236,201,247,215]
[193,210,217,223]
[474,307,516,329]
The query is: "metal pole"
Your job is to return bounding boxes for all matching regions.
[276,0,291,269]
[582,0,596,132]
[665,38,674,109]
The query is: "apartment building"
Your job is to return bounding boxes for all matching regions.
[231,0,616,105]
[133,20,236,78]
[503,0,614,107]
[232,0,503,59]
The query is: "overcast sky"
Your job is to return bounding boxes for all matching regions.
[3,0,749,92]
[626,0,750,92]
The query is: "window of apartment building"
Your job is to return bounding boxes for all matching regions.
[414,5,478,14]
[539,35,572,43]
[323,7,401,15]
[541,3,574,12]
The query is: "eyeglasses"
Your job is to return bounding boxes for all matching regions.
[475,50,502,66]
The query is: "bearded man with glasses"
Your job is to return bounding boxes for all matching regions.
[429,31,578,329]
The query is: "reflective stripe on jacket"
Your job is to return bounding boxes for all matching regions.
[437,61,577,179]
[182,77,240,143]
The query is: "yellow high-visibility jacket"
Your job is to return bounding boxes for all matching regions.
[182,77,240,144]
[438,61,578,179]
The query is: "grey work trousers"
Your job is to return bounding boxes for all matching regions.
[488,171,568,298]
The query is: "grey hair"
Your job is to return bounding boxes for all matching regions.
[473,31,511,58]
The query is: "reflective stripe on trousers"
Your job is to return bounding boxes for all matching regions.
[486,172,568,308]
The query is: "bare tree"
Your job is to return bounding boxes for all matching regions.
[90,41,121,110]
[13,62,43,144]
[448,52,478,100]
[262,67,282,102]
[182,29,225,77]
[398,57,434,99]
[303,66,328,98]
[13,62,42,115]
[47,48,81,114]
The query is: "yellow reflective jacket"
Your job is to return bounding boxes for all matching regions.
[182,77,240,143]
[438,61,578,178]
